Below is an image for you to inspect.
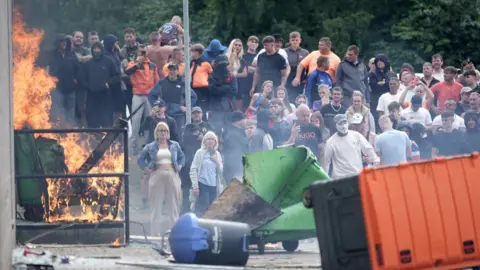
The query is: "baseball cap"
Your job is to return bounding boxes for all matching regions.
[350,113,364,125]
[333,114,347,124]
[192,106,202,113]
[411,95,422,105]
[231,111,245,123]
[168,62,179,69]
[461,87,473,94]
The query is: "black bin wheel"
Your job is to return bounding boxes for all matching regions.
[257,238,265,255]
[282,240,299,252]
[303,188,313,208]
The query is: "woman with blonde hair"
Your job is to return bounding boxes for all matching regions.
[345,91,376,133]
[137,122,185,236]
[227,39,248,110]
[226,39,248,78]
[190,131,225,215]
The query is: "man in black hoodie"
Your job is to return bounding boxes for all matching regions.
[461,110,480,154]
[103,34,124,122]
[79,42,121,128]
[48,34,79,127]
[180,106,213,213]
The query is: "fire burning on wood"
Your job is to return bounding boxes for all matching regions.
[13,10,124,223]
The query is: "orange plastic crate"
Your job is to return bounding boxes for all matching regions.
[360,154,480,270]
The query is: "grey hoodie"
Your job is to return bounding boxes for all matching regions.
[335,59,369,96]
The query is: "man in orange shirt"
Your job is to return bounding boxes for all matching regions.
[125,44,160,155]
[162,47,185,78]
[292,37,341,86]
[430,66,462,113]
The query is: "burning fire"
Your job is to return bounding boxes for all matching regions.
[13,10,124,223]
[111,237,122,247]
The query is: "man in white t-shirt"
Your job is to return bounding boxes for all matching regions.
[377,76,401,116]
[432,98,466,133]
[323,114,379,179]
[400,95,432,127]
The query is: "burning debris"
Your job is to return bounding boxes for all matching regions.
[13,10,125,224]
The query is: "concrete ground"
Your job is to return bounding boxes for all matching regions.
[14,146,323,269]
[13,241,321,269]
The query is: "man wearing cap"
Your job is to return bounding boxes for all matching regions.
[400,95,432,128]
[349,113,376,151]
[456,86,472,115]
[323,114,379,179]
[148,62,197,134]
[180,106,213,214]
[162,47,185,78]
[223,111,248,184]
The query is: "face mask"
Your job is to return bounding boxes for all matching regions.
[93,51,102,59]
[336,120,349,135]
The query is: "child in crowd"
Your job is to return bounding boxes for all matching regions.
[312,84,331,111]
[246,80,273,119]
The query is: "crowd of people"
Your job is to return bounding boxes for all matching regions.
[46,16,480,236]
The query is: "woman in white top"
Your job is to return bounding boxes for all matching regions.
[190,131,224,215]
[345,91,376,133]
[137,122,185,236]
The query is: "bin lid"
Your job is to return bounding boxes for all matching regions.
[169,213,209,263]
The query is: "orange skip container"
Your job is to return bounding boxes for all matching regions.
[360,153,480,270]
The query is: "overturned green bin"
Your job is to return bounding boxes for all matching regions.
[15,132,68,222]
[203,145,330,254]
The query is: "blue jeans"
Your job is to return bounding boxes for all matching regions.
[195,182,217,216]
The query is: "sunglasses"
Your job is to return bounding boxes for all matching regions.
[158,129,169,133]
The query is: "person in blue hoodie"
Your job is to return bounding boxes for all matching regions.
[103,34,125,121]
[202,39,227,64]
[305,56,332,107]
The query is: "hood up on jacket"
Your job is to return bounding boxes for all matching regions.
[374,54,391,75]
[103,34,118,53]
[464,110,479,132]
[202,39,227,63]
[90,41,104,60]
[54,34,72,53]
[397,121,413,137]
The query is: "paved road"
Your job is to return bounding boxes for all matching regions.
[13,241,321,269]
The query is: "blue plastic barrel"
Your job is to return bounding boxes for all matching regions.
[169,213,250,266]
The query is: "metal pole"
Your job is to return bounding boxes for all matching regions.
[183,0,192,124]
[123,129,130,244]
[0,0,15,268]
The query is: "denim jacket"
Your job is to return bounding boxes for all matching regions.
[137,140,185,172]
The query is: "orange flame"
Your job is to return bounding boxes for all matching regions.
[111,237,122,247]
[13,10,124,223]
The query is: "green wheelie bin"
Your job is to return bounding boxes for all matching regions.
[203,145,330,254]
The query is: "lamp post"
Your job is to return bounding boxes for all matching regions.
[183,0,192,124]
[0,0,16,268]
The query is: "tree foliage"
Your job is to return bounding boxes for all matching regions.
[13,0,480,71]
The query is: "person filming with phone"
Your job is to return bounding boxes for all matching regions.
[126,44,160,155]
[286,104,324,161]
